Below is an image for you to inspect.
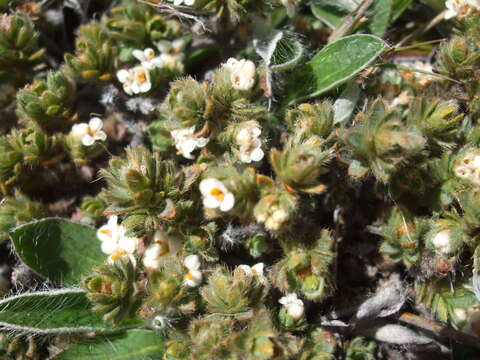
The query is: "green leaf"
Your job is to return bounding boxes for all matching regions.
[311,3,349,29]
[56,329,165,359]
[333,81,361,124]
[392,0,412,21]
[11,218,104,285]
[283,34,387,105]
[0,289,139,334]
[369,0,392,36]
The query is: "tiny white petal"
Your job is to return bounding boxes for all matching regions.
[251,263,264,276]
[116,69,131,83]
[250,147,264,162]
[132,49,146,62]
[184,270,202,287]
[184,254,201,270]
[89,117,103,131]
[71,123,89,138]
[94,130,107,142]
[101,238,119,255]
[219,192,235,212]
[82,134,95,146]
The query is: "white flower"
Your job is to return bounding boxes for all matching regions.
[117,66,151,95]
[132,48,163,69]
[156,39,187,69]
[222,58,256,91]
[183,254,202,287]
[170,126,209,159]
[169,0,196,6]
[431,230,453,254]
[97,215,139,264]
[236,122,264,163]
[256,206,289,231]
[71,117,107,146]
[279,293,304,320]
[142,229,182,270]
[199,178,235,212]
[238,263,264,276]
[445,0,480,19]
[454,165,473,180]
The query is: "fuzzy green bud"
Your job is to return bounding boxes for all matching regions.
[65,21,117,84]
[270,133,332,194]
[0,12,45,85]
[286,102,334,139]
[85,258,142,325]
[100,146,188,236]
[200,266,269,318]
[16,70,76,133]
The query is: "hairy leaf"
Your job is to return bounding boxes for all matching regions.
[56,329,165,359]
[11,218,104,285]
[0,289,140,334]
[283,34,386,104]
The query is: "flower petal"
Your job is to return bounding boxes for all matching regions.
[82,134,95,146]
[184,254,200,270]
[132,49,146,62]
[94,131,107,141]
[250,147,264,162]
[116,69,131,83]
[89,117,103,131]
[220,192,235,212]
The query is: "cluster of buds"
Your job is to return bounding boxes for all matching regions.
[99,146,190,237]
[0,11,45,85]
[65,22,117,85]
[16,70,76,133]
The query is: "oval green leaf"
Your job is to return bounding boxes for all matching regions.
[283,34,387,105]
[56,329,165,359]
[10,218,104,285]
[0,289,140,334]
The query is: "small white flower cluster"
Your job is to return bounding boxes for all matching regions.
[97,215,139,264]
[431,229,453,254]
[238,263,264,276]
[167,0,195,6]
[71,117,107,147]
[279,293,304,320]
[256,206,289,232]
[454,152,480,185]
[222,58,257,92]
[235,122,264,163]
[143,229,182,270]
[445,0,480,19]
[117,40,186,96]
[199,178,235,212]
[170,126,209,159]
[184,254,202,287]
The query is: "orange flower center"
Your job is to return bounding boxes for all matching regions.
[111,250,127,260]
[154,240,170,256]
[136,72,147,83]
[210,187,225,201]
[186,272,194,280]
